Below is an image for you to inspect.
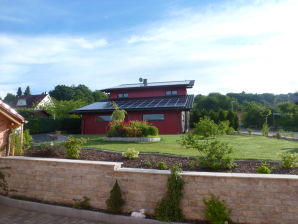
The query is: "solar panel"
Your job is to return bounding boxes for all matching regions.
[71,95,194,113]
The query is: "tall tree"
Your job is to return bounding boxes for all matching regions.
[3,93,17,105]
[24,86,31,96]
[17,87,22,97]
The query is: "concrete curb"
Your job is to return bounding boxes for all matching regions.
[103,137,161,142]
[0,195,171,224]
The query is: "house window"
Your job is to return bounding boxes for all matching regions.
[118,93,128,98]
[16,99,27,106]
[143,114,165,121]
[97,115,112,122]
[166,90,178,96]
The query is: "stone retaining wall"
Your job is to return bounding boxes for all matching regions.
[0,157,298,224]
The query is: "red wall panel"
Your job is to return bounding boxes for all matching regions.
[109,87,187,99]
[82,110,182,135]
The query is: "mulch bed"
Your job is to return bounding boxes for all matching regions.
[25,148,298,175]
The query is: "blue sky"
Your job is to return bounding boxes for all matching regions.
[0,0,297,97]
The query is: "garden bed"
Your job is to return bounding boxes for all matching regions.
[103,137,160,142]
[25,148,298,175]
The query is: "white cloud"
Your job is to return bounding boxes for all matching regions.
[0,0,298,98]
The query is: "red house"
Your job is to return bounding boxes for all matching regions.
[71,79,195,134]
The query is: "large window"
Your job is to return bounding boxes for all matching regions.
[166,90,178,96]
[118,93,128,98]
[97,115,112,122]
[143,114,165,121]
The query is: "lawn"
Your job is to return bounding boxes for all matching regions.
[72,134,298,161]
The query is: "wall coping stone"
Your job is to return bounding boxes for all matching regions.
[1,157,298,180]
[1,156,123,167]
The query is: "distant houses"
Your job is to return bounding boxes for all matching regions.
[13,93,52,117]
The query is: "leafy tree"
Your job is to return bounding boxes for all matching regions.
[17,87,22,97]
[41,99,86,119]
[3,93,16,105]
[111,102,127,121]
[24,86,31,96]
[93,90,108,101]
[49,85,76,101]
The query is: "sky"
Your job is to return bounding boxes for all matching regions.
[0,0,298,98]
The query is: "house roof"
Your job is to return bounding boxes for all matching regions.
[0,100,25,125]
[12,93,48,108]
[101,80,195,92]
[70,95,194,114]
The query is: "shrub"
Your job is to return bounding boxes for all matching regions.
[155,165,184,222]
[26,143,65,157]
[107,120,159,137]
[157,162,167,170]
[203,194,231,224]
[188,160,197,168]
[280,152,298,168]
[10,130,22,156]
[194,117,219,138]
[226,127,235,135]
[198,140,235,170]
[122,148,139,159]
[181,134,235,170]
[274,132,281,139]
[256,162,271,174]
[64,136,87,159]
[111,102,127,122]
[25,117,81,134]
[143,161,152,168]
[218,121,230,135]
[261,123,269,137]
[73,196,91,209]
[106,180,124,213]
[247,129,253,135]
[23,129,33,150]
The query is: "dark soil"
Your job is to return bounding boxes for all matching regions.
[25,148,298,175]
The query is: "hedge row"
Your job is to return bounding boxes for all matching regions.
[25,118,81,134]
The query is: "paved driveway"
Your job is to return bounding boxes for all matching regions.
[0,204,105,224]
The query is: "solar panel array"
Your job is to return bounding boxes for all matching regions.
[72,95,194,113]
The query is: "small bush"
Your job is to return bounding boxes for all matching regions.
[10,130,22,156]
[247,129,253,135]
[122,148,139,159]
[188,160,197,168]
[256,162,271,174]
[106,180,124,213]
[157,162,167,170]
[23,129,33,150]
[203,194,231,224]
[226,127,234,135]
[280,152,298,168]
[274,132,281,139]
[26,144,65,157]
[143,161,152,168]
[194,117,219,138]
[155,165,184,222]
[107,120,159,137]
[198,140,235,170]
[73,196,91,209]
[64,136,87,159]
[261,123,269,137]
[218,121,230,135]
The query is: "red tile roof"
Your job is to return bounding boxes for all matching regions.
[13,94,48,108]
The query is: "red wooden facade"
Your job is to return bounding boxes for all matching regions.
[72,80,195,135]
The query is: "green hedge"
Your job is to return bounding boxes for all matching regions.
[25,118,81,134]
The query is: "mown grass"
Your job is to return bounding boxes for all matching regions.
[71,134,298,161]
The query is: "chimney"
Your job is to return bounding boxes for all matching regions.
[143,79,148,86]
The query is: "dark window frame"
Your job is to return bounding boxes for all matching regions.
[143,114,165,121]
[118,93,128,98]
[166,90,178,96]
[97,115,112,122]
